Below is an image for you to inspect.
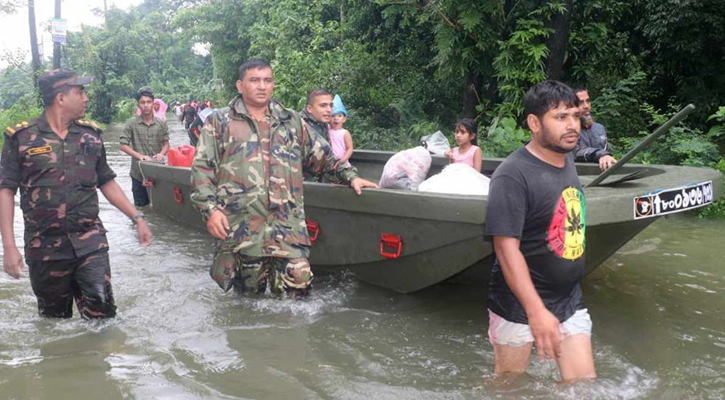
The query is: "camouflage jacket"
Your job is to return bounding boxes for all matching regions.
[300,109,328,140]
[0,113,116,261]
[300,109,343,183]
[190,96,359,258]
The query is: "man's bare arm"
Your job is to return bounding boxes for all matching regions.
[0,188,23,278]
[493,236,561,362]
[99,180,152,246]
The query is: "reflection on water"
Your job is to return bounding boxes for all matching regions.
[1,119,724,399]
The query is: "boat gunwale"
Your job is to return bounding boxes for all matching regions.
[140,152,723,226]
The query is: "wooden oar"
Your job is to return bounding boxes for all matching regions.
[585,104,696,188]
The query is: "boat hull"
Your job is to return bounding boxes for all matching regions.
[140,150,723,293]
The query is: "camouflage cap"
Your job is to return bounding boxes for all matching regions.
[38,69,94,99]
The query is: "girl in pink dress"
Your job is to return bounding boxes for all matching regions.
[444,118,483,172]
[329,95,353,168]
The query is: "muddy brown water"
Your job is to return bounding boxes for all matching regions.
[1,119,724,399]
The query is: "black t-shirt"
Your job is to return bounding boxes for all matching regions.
[485,146,586,324]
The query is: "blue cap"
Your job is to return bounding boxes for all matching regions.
[332,94,347,117]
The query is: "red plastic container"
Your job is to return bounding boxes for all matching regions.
[168,145,196,167]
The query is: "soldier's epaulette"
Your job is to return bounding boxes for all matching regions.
[5,120,32,136]
[75,119,103,133]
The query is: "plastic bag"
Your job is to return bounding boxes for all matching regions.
[420,131,451,156]
[378,146,432,191]
[418,163,490,195]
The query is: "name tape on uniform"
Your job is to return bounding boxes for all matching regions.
[27,145,53,156]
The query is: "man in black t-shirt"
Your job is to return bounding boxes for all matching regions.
[485,80,596,381]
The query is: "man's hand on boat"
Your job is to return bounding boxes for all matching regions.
[207,210,230,240]
[529,307,563,363]
[2,246,23,279]
[599,155,617,171]
[350,177,378,195]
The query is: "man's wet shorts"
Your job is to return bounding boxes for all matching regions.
[488,308,592,347]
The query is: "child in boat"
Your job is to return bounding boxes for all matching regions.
[444,118,483,172]
[329,94,353,168]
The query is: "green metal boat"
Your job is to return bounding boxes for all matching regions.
[140,150,723,293]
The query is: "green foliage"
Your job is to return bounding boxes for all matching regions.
[114,98,138,123]
[0,93,43,147]
[605,101,720,167]
[634,0,725,121]
[480,117,529,158]
[63,2,213,123]
[0,65,35,109]
[706,106,725,151]
[493,16,552,117]
[696,159,725,219]
[593,71,650,146]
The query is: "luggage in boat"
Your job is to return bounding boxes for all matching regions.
[418,163,490,195]
[378,146,432,191]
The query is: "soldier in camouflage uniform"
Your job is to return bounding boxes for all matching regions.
[301,89,333,139]
[190,59,377,296]
[0,69,153,319]
[300,89,337,183]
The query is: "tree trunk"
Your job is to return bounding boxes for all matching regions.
[461,73,482,118]
[53,0,61,69]
[545,0,572,81]
[28,0,40,90]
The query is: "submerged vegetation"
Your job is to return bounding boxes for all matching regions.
[0,0,723,215]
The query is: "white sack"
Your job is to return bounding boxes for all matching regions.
[378,146,432,191]
[418,163,490,195]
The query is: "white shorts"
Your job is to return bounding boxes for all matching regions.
[488,308,592,347]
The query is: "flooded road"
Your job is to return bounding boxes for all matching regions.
[1,119,724,399]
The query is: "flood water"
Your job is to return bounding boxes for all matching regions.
[1,119,724,399]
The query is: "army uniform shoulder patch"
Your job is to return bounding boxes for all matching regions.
[75,119,103,133]
[5,120,32,136]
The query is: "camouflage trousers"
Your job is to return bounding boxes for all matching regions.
[211,252,313,296]
[26,249,117,319]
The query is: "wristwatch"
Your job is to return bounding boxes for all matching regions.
[131,211,145,223]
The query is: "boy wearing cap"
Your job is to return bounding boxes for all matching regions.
[119,87,170,207]
[0,69,152,319]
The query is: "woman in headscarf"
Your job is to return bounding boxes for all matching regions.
[152,98,167,121]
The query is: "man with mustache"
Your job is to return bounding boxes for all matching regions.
[573,86,617,171]
[0,69,152,319]
[485,81,596,381]
[190,59,377,297]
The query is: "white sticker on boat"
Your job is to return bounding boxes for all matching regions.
[633,181,714,219]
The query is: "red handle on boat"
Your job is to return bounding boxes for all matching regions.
[306,219,320,243]
[173,187,184,203]
[380,233,403,259]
